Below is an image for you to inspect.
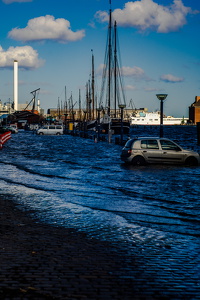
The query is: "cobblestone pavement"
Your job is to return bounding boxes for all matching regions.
[0,198,199,299]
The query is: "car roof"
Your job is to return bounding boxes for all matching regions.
[134,137,170,140]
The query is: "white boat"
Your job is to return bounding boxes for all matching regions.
[131,111,188,125]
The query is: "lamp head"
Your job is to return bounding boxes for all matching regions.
[118,104,126,109]
[156,94,168,101]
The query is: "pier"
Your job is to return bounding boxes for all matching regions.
[63,124,128,146]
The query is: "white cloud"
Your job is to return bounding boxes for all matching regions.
[96,64,146,80]
[160,74,184,83]
[144,87,159,92]
[125,84,137,90]
[8,15,85,43]
[96,64,105,76]
[2,0,32,3]
[0,45,45,69]
[122,66,145,78]
[96,0,197,33]
[96,64,152,87]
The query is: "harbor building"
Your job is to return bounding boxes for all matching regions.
[189,96,200,124]
[0,100,14,124]
[0,100,14,115]
[46,107,144,122]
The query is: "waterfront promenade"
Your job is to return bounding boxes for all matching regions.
[0,196,132,299]
[0,196,199,300]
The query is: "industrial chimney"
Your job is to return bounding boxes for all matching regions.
[37,99,40,113]
[13,60,18,111]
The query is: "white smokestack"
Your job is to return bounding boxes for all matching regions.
[37,99,40,113]
[13,60,18,111]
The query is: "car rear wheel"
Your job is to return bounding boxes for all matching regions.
[39,132,44,135]
[132,156,146,166]
[56,132,61,135]
[185,156,198,166]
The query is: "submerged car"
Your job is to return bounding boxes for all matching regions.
[121,137,200,166]
[3,124,18,133]
[36,125,63,135]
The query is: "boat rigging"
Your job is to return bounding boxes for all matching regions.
[24,88,40,113]
[97,0,130,134]
[99,2,127,117]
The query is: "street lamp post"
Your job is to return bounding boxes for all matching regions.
[64,113,68,134]
[83,110,87,138]
[118,104,126,145]
[96,108,101,142]
[72,112,76,135]
[156,94,168,138]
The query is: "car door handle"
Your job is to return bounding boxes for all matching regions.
[143,151,147,153]
[163,152,167,154]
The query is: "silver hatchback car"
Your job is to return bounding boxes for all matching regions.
[121,137,200,166]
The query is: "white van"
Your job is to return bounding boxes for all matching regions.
[36,125,64,135]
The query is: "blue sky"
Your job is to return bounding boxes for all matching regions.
[0,0,200,117]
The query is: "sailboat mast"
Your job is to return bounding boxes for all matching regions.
[91,50,95,120]
[70,93,73,120]
[57,97,61,120]
[79,89,82,121]
[65,86,68,115]
[85,81,89,120]
[108,7,112,117]
[114,21,117,118]
[88,79,92,120]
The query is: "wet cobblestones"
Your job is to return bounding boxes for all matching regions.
[0,199,200,299]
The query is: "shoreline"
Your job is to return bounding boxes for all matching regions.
[0,196,139,299]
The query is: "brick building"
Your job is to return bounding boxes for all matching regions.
[189,96,200,124]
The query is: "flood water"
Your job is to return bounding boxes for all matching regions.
[0,125,200,297]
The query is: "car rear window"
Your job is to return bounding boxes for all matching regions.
[141,140,159,149]
[125,139,136,148]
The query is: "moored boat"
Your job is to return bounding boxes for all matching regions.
[0,130,11,149]
[131,111,188,126]
[100,116,130,134]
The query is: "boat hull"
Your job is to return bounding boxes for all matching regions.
[0,131,11,149]
[101,120,130,134]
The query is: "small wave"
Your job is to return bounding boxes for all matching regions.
[0,177,57,192]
